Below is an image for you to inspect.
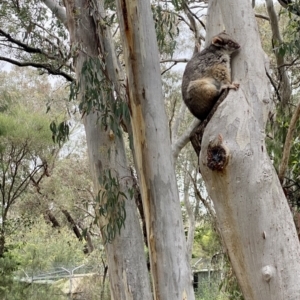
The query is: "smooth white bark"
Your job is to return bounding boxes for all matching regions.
[200,1,300,299]
[115,0,195,299]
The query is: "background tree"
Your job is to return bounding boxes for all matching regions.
[2,0,300,299]
[262,1,300,221]
[0,93,56,257]
[0,68,108,299]
[1,0,153,296]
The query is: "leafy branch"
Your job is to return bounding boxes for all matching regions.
[0,29,74,82]
[0,56,74,82]
[96,169,127,243]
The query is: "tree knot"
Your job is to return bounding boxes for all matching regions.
[207,134,229,171]
[261,265,275,282]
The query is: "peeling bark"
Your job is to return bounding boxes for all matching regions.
[115,0,195,299]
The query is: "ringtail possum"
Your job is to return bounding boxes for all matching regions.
[181,32,240,120]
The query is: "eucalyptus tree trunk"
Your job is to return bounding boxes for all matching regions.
[199,1,300,299]
[63,1,152,299]
[115,1,195,299]
[84,113,152,300]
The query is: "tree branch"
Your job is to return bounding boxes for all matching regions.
[266,69,281,102]
[183,1,206,30]
[161,62,177,75]
[78,222,94,253]
[278,56,300,69]
[182,0,204,54]
[160,58,189,63]
[255,13,270,21]
[190,173,216,222]
[45,210,61,228]
[61,209,82,240]
[7,144,28,207]
[171,102,186,143]
[160,59,189,75]
[0,28,69,63]
[172,118,200,161]
[265,0,292,105]
[0,29,43,54]
[0,56,75,82]
[42,0,67,26]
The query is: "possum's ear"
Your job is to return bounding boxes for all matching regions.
[212,36,224,47]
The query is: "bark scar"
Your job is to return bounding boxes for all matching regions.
[121,0,129,30]
[207,134,229,171]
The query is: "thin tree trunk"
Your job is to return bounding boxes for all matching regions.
[199,1,300,299]
[61,209,81,240]
[278,99,300,183]
[265,0,291,105]
[0,231,5,257]
[183,161,196,259]
[115,1,195,299]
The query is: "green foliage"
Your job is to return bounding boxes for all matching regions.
[104,0,116,11]
[0,247,20,294]
[195,278,228,300]
[0,69,74,262]
[193,224,221,258]
[0,0,70,74]
[220,276,244,300]
[278,28,300,60]
[0,105,53,149]
[1,242,63,300]
[1,222,107,300]
[2,284,66,300]
[0,72,57,151]
[279,5,300,57]
[217,257,244,300]
[171,0,183,11]
[266,107,288,168]
[256,3,300,211]
[96,169,127,243]
[72,58,130,138]
[8,217,85,274]
[266,101,300,208]
[0,99,56,255]
[49,120,70,145]
[152,4,179,56]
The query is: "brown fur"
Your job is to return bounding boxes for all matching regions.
[182,32,240,120]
